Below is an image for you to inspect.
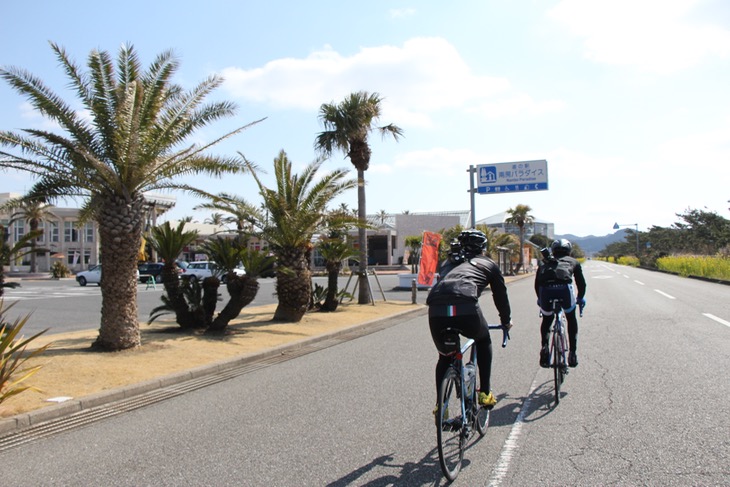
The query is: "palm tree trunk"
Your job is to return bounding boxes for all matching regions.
[356,168,370,304]
[322,261,341,312]
[93,194,145,351]
[273,246,311,322]
[209,275,259,331]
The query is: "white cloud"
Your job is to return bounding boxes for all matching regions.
[219,37,560,126]
[548,0,730,74]
[389,8,416,19]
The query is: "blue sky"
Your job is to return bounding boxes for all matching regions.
[1,0,729,237]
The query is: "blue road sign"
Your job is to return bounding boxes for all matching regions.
[476,160,548,194]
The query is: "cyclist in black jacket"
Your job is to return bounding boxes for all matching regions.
[535,239,586,368]
[427,230,513,409]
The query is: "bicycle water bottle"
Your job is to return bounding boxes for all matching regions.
[464,363,476,398]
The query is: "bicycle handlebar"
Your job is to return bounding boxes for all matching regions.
[488,324,511,348]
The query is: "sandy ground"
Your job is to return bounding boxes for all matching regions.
[1,300,421,418]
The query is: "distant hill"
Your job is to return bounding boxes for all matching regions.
[554,230,630,256]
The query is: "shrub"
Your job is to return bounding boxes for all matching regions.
[50,261,71,278]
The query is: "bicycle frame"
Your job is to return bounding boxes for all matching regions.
[436,324,509,481]
[549,299,569,404]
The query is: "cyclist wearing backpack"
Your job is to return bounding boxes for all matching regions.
[535,239,586,367]
[427,230,513,409]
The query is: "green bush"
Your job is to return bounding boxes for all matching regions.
[50,261,71,278]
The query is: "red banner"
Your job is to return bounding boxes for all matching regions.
[418,231,442,286]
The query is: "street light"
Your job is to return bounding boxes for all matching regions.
[613,222,640,255]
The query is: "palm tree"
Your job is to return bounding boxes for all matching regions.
[244,150,357,322]
[316,209,359,312]
[194,193,262,240]
[0,43,263,350]
[146,221,202,329]
[376,209,388,226]
[314,91,403,304]
[0,197,54,273]
[0,226,44,297]
[505,204,534,273]
[203,213,225,226]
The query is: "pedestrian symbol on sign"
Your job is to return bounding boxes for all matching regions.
[479,166,497,184]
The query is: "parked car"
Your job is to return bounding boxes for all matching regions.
[76,265,140,286]
[185,261,245,283]
[137,262,165,283]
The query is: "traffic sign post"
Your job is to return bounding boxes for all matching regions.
[468,159,548,228]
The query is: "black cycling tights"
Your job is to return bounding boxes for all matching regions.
[541,309,578,352]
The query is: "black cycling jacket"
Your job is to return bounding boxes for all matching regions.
[534,255,587,300]
[426,255,512,325]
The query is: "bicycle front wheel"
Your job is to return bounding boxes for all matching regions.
[476,404,490,436]
[437,367,464,481]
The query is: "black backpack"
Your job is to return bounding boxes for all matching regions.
[538,258,573,284]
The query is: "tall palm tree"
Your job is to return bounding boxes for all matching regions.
[505,204,534,273]
[0,197,54,273]
[203,213,225,226]
[0,43,263,350]
[314,91,403,304]
[0,226,44,297]
[244,150,357,322]
[194,193,262,241]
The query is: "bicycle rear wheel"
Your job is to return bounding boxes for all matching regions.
[437,367,464,481]
[552,329,563,404]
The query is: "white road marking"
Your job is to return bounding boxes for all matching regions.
[654,289,676,300]
[488,374,541,486]
[703,313,730,328]
[634,280,645,285]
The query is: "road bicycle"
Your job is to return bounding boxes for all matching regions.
[547,298,584,405]
[435,324,509,481]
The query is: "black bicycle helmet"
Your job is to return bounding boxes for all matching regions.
[458,230,487,256]
[550,238,572,257]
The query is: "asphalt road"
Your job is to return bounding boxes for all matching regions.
[1,261,728,485]
[2,273,417,336]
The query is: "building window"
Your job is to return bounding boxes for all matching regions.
[84,222,94,243]
[49,221,59,243]
[14,221,25,241]
[64,221,79,242]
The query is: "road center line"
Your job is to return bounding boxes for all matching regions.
[703,313,730,328]
[488,373,540,487]
[634,280,645,285]
[654,289,676,300]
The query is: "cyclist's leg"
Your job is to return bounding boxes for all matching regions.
[559,285,579,367]
[460,309,495,407]
[429,316,454,395]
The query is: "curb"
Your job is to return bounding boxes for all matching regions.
[0,305,428,437]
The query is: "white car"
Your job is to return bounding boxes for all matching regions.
[185,261,245,283]
[76,265,141,286]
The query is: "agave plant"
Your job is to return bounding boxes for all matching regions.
[0,300,51,405]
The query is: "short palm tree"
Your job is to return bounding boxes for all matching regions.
[244,150,357,322]
[505,204,534,273]
[315,91,403,304]
[0,197,55,273]
[199,236,269,332]
[317,237,358,312]
[0,43,262,350]
[146,221,201,329]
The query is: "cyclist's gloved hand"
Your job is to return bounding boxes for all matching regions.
[503,321,514,331]
[577,297,586,308]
